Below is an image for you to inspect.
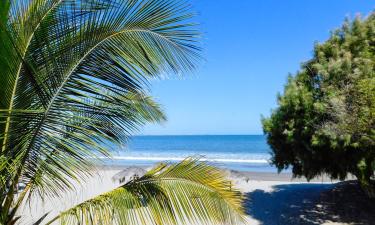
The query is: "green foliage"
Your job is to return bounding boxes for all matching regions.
[262,13,375,194]
[48,158,245,225]
[0,0,245,224]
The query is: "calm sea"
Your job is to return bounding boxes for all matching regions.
[102,135,280,172]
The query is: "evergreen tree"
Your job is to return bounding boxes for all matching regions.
[262,13,375,197]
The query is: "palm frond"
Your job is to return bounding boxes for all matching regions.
[24,92,166,200]
[47,158,246,225]
[0,0,199,207]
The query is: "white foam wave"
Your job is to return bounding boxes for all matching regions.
[106,156,268,164]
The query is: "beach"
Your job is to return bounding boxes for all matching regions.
[17,166,374,225]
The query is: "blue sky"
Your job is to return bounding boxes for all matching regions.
[141,0,374,135]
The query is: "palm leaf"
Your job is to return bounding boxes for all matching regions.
[0,1,246,225]
[0,0,199,206]
[46,158,246,225]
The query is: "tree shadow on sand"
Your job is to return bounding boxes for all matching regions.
[244,181,375,225]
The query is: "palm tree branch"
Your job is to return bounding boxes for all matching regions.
[21,27,194,172]
[45,159,245,225]
[1,0,65,153]
[0,1,203,223]
[22,93,165,203]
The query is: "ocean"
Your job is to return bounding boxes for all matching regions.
[102,135,281,172]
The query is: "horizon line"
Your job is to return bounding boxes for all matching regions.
[135,134,265,136]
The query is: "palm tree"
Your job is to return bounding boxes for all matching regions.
[0,0,245,224]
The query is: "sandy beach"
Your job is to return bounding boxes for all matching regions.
[17,166,375,225]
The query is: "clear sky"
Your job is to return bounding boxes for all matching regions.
[141,0,374,135]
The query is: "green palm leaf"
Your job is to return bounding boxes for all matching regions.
[0,0,245,224]
[47,158,245,225]
[1,0,198,201]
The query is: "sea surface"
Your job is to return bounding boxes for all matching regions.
[102,135,282,172]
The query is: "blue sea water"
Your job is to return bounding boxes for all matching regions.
[102,135,280,172]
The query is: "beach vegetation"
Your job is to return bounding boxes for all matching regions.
[262,13,375,197]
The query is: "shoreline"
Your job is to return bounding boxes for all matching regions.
[97,164,352,183]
